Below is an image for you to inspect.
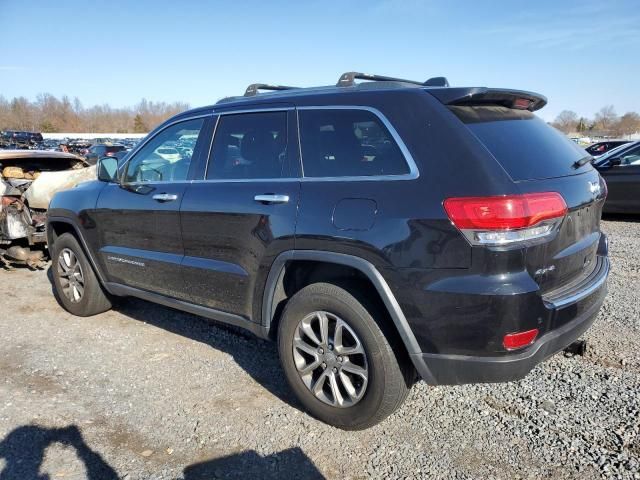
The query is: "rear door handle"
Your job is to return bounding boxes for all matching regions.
[254,194,290,204]
[152,193,178,202]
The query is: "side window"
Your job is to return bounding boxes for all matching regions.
[124,118,204,183]
[206,111,288,180]
[298,109,410,178]
[620,145,640,166]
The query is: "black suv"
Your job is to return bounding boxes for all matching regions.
[47,72,609,429]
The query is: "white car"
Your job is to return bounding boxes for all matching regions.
[154,147,181,163]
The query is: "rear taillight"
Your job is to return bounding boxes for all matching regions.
[503,328,538,350]
[444,192,567,246]
[105,152,115,156]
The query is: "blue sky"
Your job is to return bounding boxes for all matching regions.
[0,0,638,121]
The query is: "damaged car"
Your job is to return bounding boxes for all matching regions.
[0,150,95,268]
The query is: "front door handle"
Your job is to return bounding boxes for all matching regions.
[152,193,178,202]
[254,194,290,204]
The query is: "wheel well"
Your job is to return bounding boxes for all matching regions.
[267,260,412,367]
[48,221,77,245]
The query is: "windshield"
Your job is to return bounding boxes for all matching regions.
[594,142,639,166]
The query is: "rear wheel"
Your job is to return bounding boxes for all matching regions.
[278,282,411,430]
[51,233,112,316]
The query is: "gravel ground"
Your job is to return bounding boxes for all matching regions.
[0,218,638,480]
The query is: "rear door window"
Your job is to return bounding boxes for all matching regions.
[298,108,410,178]
[450,106,591,181]
[206,111,288,180]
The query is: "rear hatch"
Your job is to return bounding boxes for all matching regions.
[435,90,604,295]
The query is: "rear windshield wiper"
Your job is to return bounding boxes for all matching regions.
[573,156,593,169]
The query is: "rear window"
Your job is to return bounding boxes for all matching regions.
[298,109,410,178]
[105,145,126,153]
[450,106,590,181]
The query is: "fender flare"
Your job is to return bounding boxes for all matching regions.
[261,250,439,378]
[46,215,110,290]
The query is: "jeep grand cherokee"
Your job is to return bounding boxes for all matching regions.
[47,72,609,430]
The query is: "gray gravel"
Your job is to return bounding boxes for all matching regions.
[0,218,638,479]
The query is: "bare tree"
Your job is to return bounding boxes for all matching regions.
[614,112,640,137]
[0,93,190,133]
[594,105,618,134]
[553,110,579,133]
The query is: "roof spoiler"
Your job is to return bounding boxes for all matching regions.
[428,87,547,112]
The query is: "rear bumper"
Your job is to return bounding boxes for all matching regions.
[412,255,609,385]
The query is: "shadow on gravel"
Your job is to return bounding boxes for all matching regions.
[113,297,303,412]
[0,424,118,480]
[183,447,324,480]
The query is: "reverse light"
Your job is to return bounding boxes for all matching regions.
[444,192,567,246]
[503,329,539,350]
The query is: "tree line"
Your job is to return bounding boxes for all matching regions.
[0,94,190,134]
[551,106,640,137]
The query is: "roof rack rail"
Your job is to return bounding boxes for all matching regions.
[336,71,450,88]
[337,72,423,87]
[244,83,298,97]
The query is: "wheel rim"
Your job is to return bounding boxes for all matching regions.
[292,311,369,408]
[57,248,85,303]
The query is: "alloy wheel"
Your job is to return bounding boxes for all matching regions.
[292,311,369,408]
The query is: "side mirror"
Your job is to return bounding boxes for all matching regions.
[608,157,622,167]
[97,156,119,182]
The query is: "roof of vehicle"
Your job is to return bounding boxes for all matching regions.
[0,149,87,163]
[168,71,547,122]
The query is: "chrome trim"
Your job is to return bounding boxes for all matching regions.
[254,194,289,204]
[120,113,213,181]
[543,256,609,308]
[212,106,295,115]
[152,193,178,202]
[203,115,221,180]
[295,108,305,178]
[190,178,299,184]
[296,105,420,182]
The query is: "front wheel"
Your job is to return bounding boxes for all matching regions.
[278,282,412,430]
[51,233,112,316]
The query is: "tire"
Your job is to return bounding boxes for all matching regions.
[278,282,412,430]
[50,232,112,316]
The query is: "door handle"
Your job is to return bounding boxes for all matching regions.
[254,194,290,204]
[152,193,178,202]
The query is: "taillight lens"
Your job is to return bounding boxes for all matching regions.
[444,192,567,246]
[503,329,539,350]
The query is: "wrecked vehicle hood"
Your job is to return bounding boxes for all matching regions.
[0,150,95,209]
[23,166,96,209]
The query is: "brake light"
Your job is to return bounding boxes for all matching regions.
[503,329,538,350]
[444,192,567,246]
[105,152,115,156]
[513,98,532,110]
